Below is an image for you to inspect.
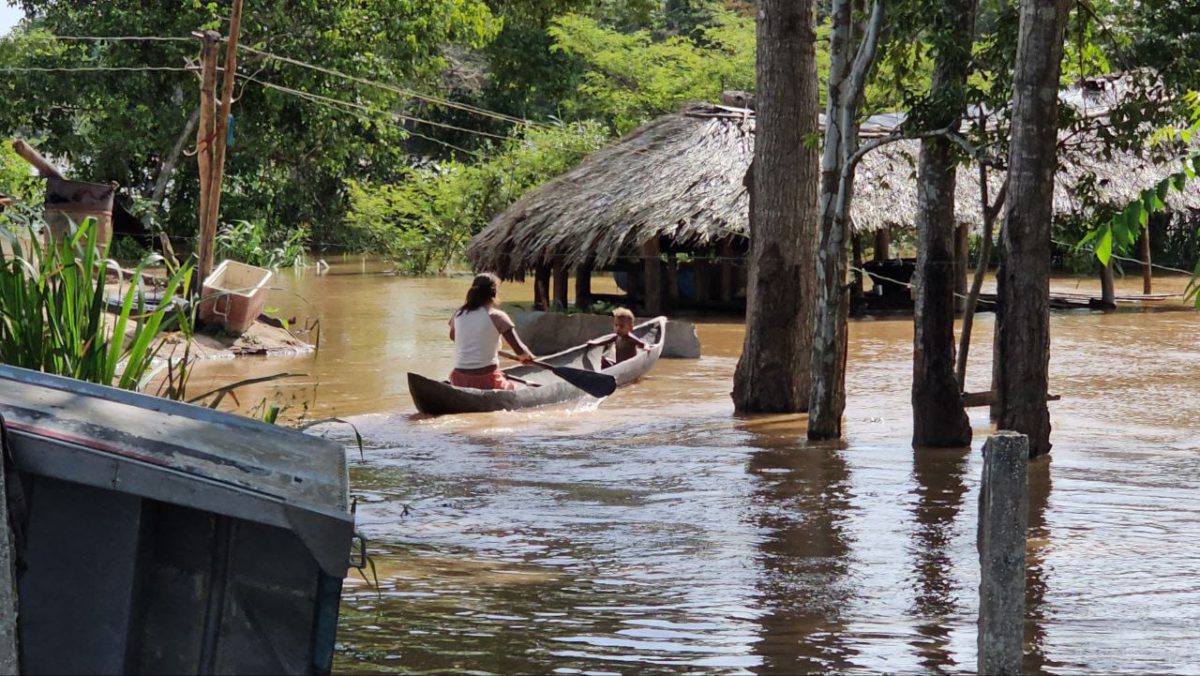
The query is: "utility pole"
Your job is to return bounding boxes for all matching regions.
[194,0,245,286]
[193,30,220,284]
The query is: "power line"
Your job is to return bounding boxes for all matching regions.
[42,35,193,43]
[0,65,192,73]
[236,74,482,157]
[234,43,549,130]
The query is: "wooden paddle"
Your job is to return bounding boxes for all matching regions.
[500,351,616,398]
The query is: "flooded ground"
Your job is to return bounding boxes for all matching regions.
[193,261,1200,673]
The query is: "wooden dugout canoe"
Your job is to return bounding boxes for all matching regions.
[408,316,667,416]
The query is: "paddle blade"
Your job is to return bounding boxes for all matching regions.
[549,365,617,398]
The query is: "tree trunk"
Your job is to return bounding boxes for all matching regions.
[955,223,969,311]
[995,0,1070,458]
[911,0,976,449]
[731,0,820,413]
[808,0,884,440]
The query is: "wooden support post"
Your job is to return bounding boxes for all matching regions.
[1140,227,1152,295]
[978,431,1029,676]
[552,264,569,310]
[12,139,64,179]
[873,227,890,262]
[1099,259,1115,308]
[665,252,680,310]
[695,259,711,304]
[534,265,550,311]
[719,238,734,303]
[199,0,244,286]
[194,30,220,285]
[576,263,593,310]
[955,223,969,312]
[0,432,19,675]
[643,237,663,315]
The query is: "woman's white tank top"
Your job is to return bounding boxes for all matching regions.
[453,308,502,369]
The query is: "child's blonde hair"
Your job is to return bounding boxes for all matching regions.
[612,307,635,322]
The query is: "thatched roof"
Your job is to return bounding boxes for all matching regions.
[469,101,1200,277]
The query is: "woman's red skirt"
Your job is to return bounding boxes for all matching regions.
[449,368,515,391]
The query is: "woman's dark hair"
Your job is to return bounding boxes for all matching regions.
[458,273,499,314]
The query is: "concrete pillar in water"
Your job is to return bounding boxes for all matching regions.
[978,431,1029,675]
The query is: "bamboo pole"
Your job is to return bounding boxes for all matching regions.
[194,30,220,284]
[200,0,245,284]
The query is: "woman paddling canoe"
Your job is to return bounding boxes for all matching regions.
[448,273,535,390]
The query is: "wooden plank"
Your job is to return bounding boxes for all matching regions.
[963,390,1060,408]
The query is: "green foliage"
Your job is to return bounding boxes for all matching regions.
[344,121,608,273]
[0,139,42,203]
[215,219,307,269]
[0,1,501,244]
[0,212,193,392]
[108,235,148,264]
[548,10,754,133]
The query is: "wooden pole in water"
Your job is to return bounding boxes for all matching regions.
[665,251,680,310]
[575,262,592,310]
[978,431,1029,675]
[1099,259,1115,308]
[873,227,890,262]
[1140,226,1152,295]
[552,264,569,310]
[533,265,550,311]
[643,237,663,315]
[194,30,219,284]
[200,0,245,284]
[719,238,735,304]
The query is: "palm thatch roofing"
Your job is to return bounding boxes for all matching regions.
[469,99,1200,278]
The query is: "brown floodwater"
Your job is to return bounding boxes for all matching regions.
[191,260,1200,673]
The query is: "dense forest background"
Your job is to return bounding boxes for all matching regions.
[0,0,1195,272]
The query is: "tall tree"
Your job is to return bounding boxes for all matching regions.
[910,0,976,448]
[995,0,1070,457]
[730,0,819,413]
[807,0,884,440]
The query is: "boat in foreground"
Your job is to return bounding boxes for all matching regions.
[0,365,354,675]
[408,316,667,415]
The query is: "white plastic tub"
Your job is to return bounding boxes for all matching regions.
[198,259,273,334]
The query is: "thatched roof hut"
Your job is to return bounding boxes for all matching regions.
[468,101,1200,281]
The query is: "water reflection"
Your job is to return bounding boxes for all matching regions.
[741,418,857,674]
[908,446,971,672]
[1024,457,1054,674]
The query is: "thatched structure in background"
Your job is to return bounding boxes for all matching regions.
[469,90,1200,312]
[470,103,1200,280]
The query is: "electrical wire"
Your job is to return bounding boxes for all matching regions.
[234,43,549,129]
[0,65,192,73]
[41,35,194,43]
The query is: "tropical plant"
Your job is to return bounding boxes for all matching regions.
[344,120,608,273]
[0,211,193,392]
[215,219,308,269]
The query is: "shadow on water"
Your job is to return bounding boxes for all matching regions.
[737,416,858,674]
[908,445,971,672]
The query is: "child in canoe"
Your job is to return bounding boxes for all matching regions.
[588,308,650,368]
[448,273,535,390]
